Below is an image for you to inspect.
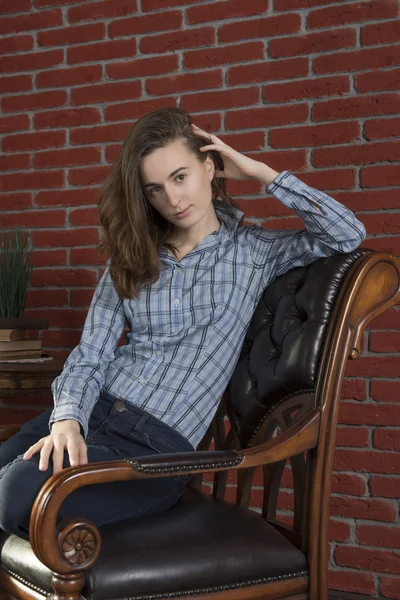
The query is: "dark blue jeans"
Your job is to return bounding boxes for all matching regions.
[0,392,194,540]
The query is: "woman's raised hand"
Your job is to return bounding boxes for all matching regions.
[191,123,263,182]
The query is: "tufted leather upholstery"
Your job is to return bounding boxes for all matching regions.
[229,249,371,447]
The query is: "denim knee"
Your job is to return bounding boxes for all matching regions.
[0,454,47,539]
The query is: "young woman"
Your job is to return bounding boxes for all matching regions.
[0,107,366,540]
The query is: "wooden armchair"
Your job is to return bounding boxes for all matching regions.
[1,249,399,600]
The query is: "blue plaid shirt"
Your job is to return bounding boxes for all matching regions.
[50,170,366,447]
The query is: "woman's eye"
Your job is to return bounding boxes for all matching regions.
[149,174,186,195]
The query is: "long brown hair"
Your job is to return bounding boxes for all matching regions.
[98,106,243,299]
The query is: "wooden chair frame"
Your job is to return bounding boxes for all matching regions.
[1,250,399,600]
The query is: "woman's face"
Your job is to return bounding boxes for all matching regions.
[140,138,215,230]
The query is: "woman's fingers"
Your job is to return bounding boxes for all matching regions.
[23,439,44,461]
[79,440,88,465]
[38,440,54,471]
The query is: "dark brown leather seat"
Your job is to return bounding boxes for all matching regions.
[1,248,399,600]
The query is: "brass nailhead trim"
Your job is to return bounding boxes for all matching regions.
[108,570,308,600]
[0,564,51,597]
[125,452,242,475]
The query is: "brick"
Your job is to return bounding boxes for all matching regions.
[361,164,400,187]
[71,80,141,105]
[362,236,400,255]
[293,168,356,189]
[339,402,400,426]
[269,28,356,58]
[358,524,400,549]
[26,289,68,309]
[334,449,400,475]
[146,69,222,96]
[331,472,367,496]
[33,229,100,250]
[225,103,309,130]
[38,22,105,47]
[184,42,264,70]
[270,121,359,148]
[0,0,31,13]
[2,90,67,113]
[370,331,400,352]
[68,0,139,23]
[70,207,100,227]
[250,149,307,173]
[70,289,96,306]
[0,49,63,74]
[228,57,308,87]
[313,140,400,168]
[109,10,182,38]
[0,9,62,35]
[35,107,101,129]
[0,153,30,171]
[36,0,83,6]
[30,268,98,287]
[42,329,82,348]
[0,170,64,191]
[36,188,100,207]
[68,39,137,65]
[36,65,103,88]
[68,166,110,186]
[336,546,400,574]
[142,0,200,9]
[342,378,367,401]
[140,27,215,54]
[307,0,398,29]
[328,519,351,542]
[313,93,400,121]
[362,18,400,45]
[0,192,32,210]
[0,210,65,229]
[314,45,400,74]
[2,130,65,152]
[356,67,400,94]
[104,96,176,123]
[374,429,400,452]
[371,380,400,403]
[0,34,33,54]
[70,123,136,145]
[328,569,376,595]
[335,188,400,211]
[0,74,32,94]
[345,355,400,378]
[70,247,107,266]
[31,250,67,268]
[0,114,30,133]
[181,86,260,112]
[364,116,400,140]
[380,575,400,599]
[187,0,268,24]
[219,13,300,44]
[23,308,87,329]
[336,426,369,448]
[330,495,397,522]
[107,55,177,81]
[34,147,101,169]
[263,75,350,104]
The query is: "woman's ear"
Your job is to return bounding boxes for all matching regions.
[205,153,215,181]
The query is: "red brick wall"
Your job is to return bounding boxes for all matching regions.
[1,0,399,597]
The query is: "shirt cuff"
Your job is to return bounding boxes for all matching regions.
[267,170,325,215]
[49,405,88,439]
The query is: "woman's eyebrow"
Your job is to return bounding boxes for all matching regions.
[142,166,189,189]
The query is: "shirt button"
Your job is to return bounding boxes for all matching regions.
[156,350,162,357]
[174,299,180,305]
[139,377,145,385]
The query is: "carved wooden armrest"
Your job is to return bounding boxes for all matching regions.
[28,410,320,576]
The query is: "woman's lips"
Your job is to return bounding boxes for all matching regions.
[175,206,191,219]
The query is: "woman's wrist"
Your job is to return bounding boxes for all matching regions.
[253,162,280,187]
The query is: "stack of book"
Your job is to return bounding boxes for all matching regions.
[0,328,42,360]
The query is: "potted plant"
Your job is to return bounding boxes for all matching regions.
[0,229,48,330]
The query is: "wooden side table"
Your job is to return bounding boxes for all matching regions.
[0,360,64,441]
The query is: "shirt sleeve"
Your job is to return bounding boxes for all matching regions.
[247,170,367,290]
[49,260,126,438]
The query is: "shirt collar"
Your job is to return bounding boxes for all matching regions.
[213,198,244,234]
